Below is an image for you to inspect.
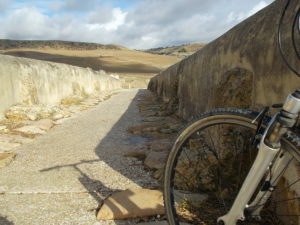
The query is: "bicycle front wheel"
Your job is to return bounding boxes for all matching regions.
[164,108,300,225]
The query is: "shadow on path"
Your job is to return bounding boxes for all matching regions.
[40,89,159,223]
[40,159,115,205]
[0,214,14,225]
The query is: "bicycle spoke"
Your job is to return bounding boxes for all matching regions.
[207,129,220,159]
[246,151,298,216]
[274,177,300,196]
[182,147,193,166]
[253,197,300,208]
[179,148,193,169]
[173,168,195,190]
[165,109,300,225]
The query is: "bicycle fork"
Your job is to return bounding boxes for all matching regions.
[217,89,300,225]
[246,149,294,218]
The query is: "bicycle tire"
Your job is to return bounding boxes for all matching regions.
[164,108,300,225]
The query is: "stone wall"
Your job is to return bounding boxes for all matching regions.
[148,0,300,120]
[0,55,122,119]
[148,1,300,222]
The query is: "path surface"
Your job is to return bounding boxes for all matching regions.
[0,89,157,225]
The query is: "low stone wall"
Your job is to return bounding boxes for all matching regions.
[0,55,122,119]
[148,0,300,120]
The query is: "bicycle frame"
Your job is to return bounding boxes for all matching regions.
[217,89,300,225]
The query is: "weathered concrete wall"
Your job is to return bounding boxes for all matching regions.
[0,55,122,119]
[148,0,300,120]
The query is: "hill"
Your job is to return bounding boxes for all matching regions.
[144,43,205,57]
[0,39,181,78]
[0,39,124,51]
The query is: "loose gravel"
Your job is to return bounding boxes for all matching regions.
[0,89,157,225]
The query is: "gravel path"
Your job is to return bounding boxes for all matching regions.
[0,89,157,225]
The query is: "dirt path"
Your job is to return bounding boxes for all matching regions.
[0,89,158,225]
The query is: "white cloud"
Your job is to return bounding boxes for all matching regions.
[118,0,274,49]
[226,1,269,23]
[87,6,114,24]
[0,0,274,49]
[247,1,269,17]
[0,5,128,44]
[1,7,57,39]
[226,11,245,23]
[0,0,10,12]
[87,8,127,31]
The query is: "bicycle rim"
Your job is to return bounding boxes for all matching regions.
[164,109,300,225]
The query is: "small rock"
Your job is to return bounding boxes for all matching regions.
[127,125,161,134]
[63,113,71,118]
[0,142,21,152]
[5,105,45,121]
[0,126,7,131]
[33,119,54,131]
[152,168,164,180]
[38,108,52,119]
[0,153,16,168]
[141,111,157,117]
[123,150,148,161]
[52,112,64,120]
[97,189,165,220]
[53,118,71,125]
[5,110,27,121]
[144,152,168,169]
[27,113,38,121]
[159,128,176,134]
[150,140,173,152]
[173,190,208,208]
[142,126,160,133]
[142,117,166,122]
[14,125,46,135]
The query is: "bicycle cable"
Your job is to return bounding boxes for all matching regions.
[278,0,300,77]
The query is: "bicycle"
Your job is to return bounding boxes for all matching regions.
[163,0,300,224]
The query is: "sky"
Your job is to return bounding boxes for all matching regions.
[0,0,274,49]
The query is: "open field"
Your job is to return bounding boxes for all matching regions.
[1,47,181,78]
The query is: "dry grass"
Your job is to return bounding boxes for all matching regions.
[2,47,180,77]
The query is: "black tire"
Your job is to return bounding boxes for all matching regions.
[164,108,300,225]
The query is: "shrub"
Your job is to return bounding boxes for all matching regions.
[178,48,187,53]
